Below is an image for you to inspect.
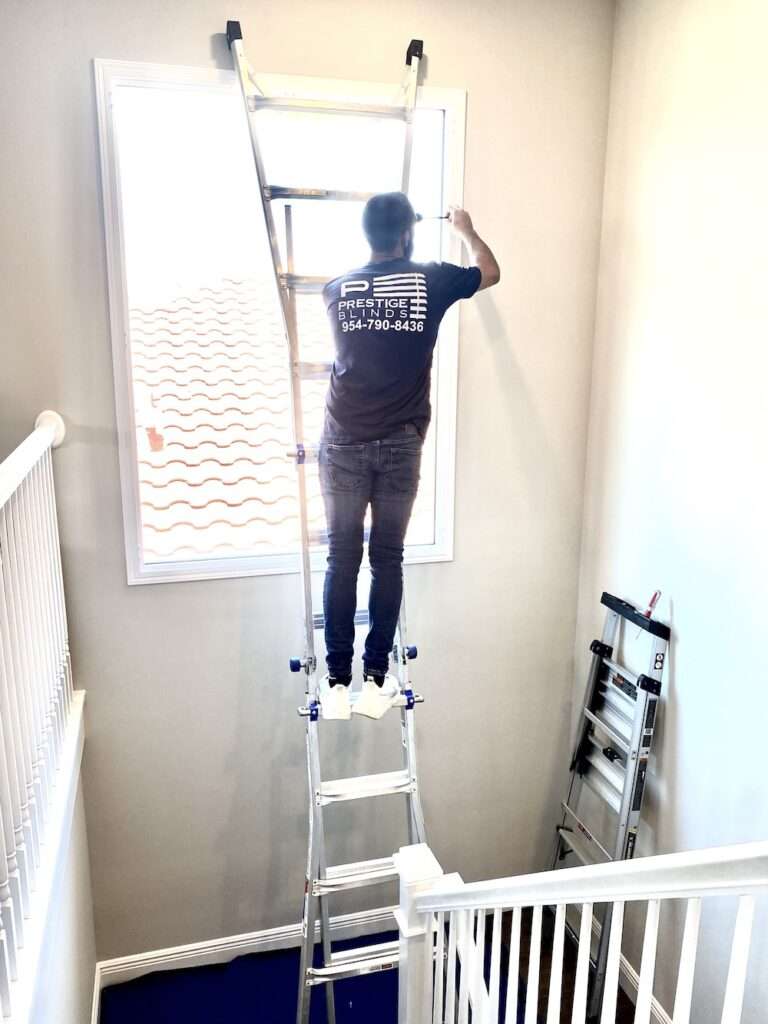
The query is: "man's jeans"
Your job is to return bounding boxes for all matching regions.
[318,426,422,679]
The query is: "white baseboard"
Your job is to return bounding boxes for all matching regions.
[590,915,672,1024]
[91,904,397,1023]
[91,904,674,1024]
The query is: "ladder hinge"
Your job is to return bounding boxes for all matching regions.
[637,674,662,696]
[296,444,306,465]
[590,639,613,658]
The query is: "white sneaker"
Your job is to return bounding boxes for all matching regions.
[320,675,351,721]
[352,676,399,720]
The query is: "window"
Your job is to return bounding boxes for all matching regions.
[95,60,466,584]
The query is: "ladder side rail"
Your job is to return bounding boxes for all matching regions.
[313,724,335,1024]
[284,206,319,684]
[553,609,620,869]
[400,41,423,194]
[588,631,668,1019]
[401,706,427,845]
[229,34,317,677]
[298,722,325,1024]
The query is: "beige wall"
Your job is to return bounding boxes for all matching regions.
[31,785,97,1024]
[576,0,768,1015]
[1,0,614,958]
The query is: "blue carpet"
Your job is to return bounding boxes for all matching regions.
[100,932,399,1024]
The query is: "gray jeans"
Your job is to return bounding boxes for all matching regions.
[318,425,422,678]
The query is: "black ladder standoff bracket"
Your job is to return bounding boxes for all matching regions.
[226,21,242,48]
[406,39,424,65]
[590,639,613,659]
[601,591,671,641]
[637,674,662,696]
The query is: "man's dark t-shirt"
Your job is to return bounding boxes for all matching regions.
[322,258,481,441]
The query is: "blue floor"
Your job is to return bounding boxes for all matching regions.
[100,933,399,1024]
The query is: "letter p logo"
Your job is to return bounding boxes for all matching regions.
[340,279,370,298]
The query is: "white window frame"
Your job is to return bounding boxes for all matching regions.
[94,58,466,585]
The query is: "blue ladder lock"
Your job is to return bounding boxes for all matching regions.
[309,701,319,722]
[289,658,302,673]
[406,645,418,660]
[404,689,415,710]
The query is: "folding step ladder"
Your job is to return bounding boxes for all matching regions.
[225,22,427,1024]
[553,591,670,1018]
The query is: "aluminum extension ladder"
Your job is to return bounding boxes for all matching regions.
[225,22,428,1024]
[553,591,670,1019]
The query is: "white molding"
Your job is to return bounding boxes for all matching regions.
[618,950,672,1024]
[93,58,465,587]
[589,915,671,1024]
[92,904,397,1018]
[89,964,101,1024]
[6,692,86,1023]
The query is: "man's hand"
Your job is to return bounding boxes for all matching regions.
[448,207,475,237]
[447,206,500,291]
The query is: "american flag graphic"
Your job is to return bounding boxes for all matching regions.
[372,272,427,320]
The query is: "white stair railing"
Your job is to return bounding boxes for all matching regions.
[0,411,76,1019]
[396,841,768,1024]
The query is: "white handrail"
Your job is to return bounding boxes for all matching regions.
[0,412,66,512]
[415,840,768,914]
[0,411,74,1019]
[399,842,767,1024]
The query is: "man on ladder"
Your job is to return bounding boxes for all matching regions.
[319,192,501,720]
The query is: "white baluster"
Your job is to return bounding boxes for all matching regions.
[6,493,48,833]
[474,908,486,1014]
[0,924,11,1019]
[720,895,755,1024]
[546,904,565,1024]
[0,731,19,979]
[524,905,542,1024]
[13,484,52,816]
[504,907,521,1024]
[43,452,72,709]
[39,452,69,729]
[571,902,593,1023]
[432,912,444,1024]
[635,899,661,1024]
[489,908,502,1024]
[446,910,458,1024]
[599,901,625,1024]
[0,566,31,917]
[0,510,40,877]
[672,898,701,1023]
[29,463,62,767]
[458,910,472,1024]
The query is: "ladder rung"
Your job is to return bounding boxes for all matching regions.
[330,939,399,966]
[252,95,408,119]
[560,803,613,861]
[604,657,639,687]
[280,273,329,293]
[601,680,635,718]
[318,769,415,806]
[314,857,398,896]
[584,708,630,753]
[582,767,623,814]
[585,735,626,789]
[266,186,375,203]
[297,360,333,380]
[557,826,610,867]
[306,944,399,985]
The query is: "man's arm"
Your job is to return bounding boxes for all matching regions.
[448,207,501,291]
